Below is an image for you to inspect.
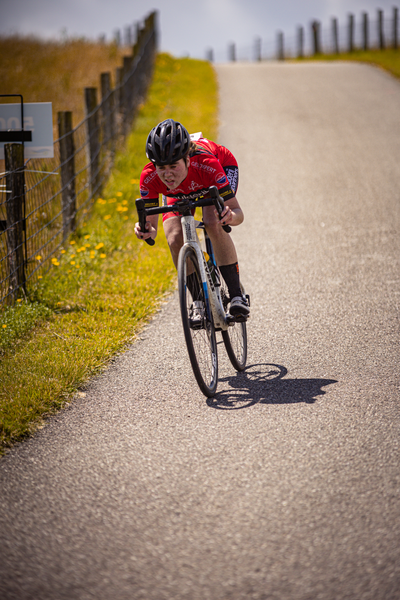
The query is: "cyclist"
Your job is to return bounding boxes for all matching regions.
[134,118,249,319]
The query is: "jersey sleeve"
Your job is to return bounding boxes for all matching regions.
[140,163,161,208]
[202,155,235,201]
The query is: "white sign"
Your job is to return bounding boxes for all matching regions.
[0,102,54,159]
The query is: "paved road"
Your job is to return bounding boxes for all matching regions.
[1,62,399,600]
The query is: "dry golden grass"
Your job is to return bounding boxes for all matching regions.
[0,35,129,136]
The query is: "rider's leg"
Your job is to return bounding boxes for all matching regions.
[202,205,242,299]
[202,204,249,316]
[202,205,238,265]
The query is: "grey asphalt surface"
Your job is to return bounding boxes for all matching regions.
[1,62,400,600]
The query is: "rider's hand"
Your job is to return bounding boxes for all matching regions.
[214,206,233,226]
[134,221,156,241]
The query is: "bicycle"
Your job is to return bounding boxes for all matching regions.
[136,186,249,397]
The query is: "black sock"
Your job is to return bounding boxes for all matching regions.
[219,263,242,299]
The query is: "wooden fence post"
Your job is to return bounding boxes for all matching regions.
[84,87,101,198]
[58,111,76,237]
[124,25,132,47]
[348,14,354,52]
[228,43,236,62]
[115,66,124,135]
[123,55,134,134]
[100,72,115,148]
[311,21,321,55]
[277,31,284,60]
[254,37,262,61]
[297,26,304,58]
[362,13,369,51]
[4,143,25,299]
[393,7,398,49]
[332,18,339,54]
[378,9,385,49]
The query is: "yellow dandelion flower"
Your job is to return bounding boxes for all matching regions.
[123,216,129,220]
[53,262,60,266]
[68,270,72,273]
[70,240,76,245]
[35,255,42,261]
[84,243,91,248]
[77,247,85,253]
[122,200,128,205]
[38,275,43,279]
[2,324,6,328]
[57,302,62,305]
[97,198,107,204]
[84,234,91,239]
[95,243,104,250]
[17,299,22,302]
[108,198,116,204]
[100,253,106,258]
[130,178,140,184]
[116,191,123,197]
[61,249,66,254]
[75,264,80,269]
[104,215,111,220]
[71,261,76,265]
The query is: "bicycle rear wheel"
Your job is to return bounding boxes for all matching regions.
[178,245,218,397]
[220,279,248,371]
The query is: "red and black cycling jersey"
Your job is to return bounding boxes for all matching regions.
[139,138,238,208]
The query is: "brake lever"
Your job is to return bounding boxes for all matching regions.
[209,186,232,233]
[135,198,155,246]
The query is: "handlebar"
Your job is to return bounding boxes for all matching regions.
[135,186,231,246]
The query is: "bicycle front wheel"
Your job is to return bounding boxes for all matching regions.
[178,245,218,397]
[220,280,248,371]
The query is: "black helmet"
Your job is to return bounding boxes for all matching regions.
[146,119,190,165]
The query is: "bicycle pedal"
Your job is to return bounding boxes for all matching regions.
[226,314,248,324]
[233,315,248,323]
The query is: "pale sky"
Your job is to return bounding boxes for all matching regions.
[0,0,398,61]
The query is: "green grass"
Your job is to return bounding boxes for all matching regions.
[0,52,218,453]
[295,47,400,80]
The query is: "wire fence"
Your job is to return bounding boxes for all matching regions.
[0,11,158,305]
[210,6,398,62]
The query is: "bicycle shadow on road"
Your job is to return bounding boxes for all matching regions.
[207,363,337,410]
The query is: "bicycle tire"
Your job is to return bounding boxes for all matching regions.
[178,245,218,397]
[220,278,248,371]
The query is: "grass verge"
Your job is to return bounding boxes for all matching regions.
[294,47,400,80]
[0,53,218,454]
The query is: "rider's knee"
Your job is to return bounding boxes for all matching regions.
[203,217,225,239]
[166,227,183,254]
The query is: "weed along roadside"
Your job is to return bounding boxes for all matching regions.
[0,53,218,454]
